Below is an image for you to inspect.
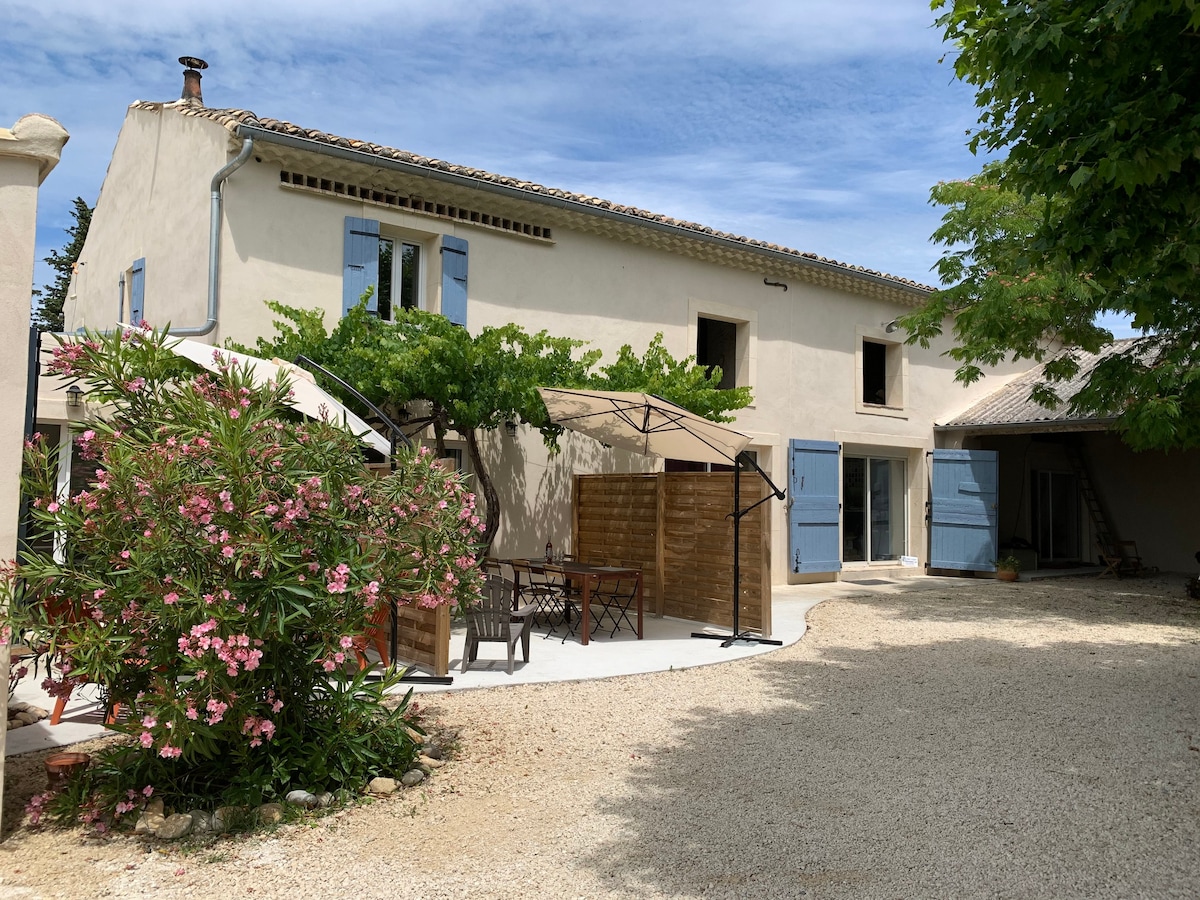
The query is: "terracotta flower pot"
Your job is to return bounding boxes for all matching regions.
[996,569,1019,582]
[44,751,91,790]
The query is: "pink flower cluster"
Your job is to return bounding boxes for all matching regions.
[44,339,101,377]
[177,618,264,676]
[242,715,276,748]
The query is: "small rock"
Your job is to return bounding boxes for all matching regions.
[404,727,424,744]
[285,790,318,809]
[418,754,445,769]
[145,798,165,818]
[421,744,444,760]
[156,813,193,841]
[26,705,48,718]
[367,777,397,795]
[135,813,166,835]
[8,701,29,713]
[315,792,334,808]
[188,810,212,833]
[212,806,247,833]
[15,711,40,725]
[400,769,426,787]
[7,719,20,730]
[257,803,284,825]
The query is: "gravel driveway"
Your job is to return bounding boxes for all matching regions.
[3,574,1198,899]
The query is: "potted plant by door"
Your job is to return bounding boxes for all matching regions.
[993,556,1022,582]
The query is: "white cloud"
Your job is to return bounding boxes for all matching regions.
[6,0,981,291]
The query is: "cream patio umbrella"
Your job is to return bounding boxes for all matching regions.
[537,388,752,465]
[536,387,785,647]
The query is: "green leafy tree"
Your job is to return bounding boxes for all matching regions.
[910,1,1200,450]
[245,302,600,550]
[246,302,752,550]
[903,163,1108,401]
[588,333,753,421]
[32,197,92,332]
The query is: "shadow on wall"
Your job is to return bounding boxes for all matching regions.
[483,429,656,556]
[576,581,1200,897]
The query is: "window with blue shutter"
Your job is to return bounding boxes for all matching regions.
[343,217,380,316]
[129,258,146,324]
[440,235,468,326]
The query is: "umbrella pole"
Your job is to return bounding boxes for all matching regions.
[692,453,784,647]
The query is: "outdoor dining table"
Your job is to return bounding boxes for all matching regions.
[510,559,644,645]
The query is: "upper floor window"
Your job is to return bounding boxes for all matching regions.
[344,217,468,326]
[689,300,756,395]
[697,317,738,390]
[376,238,421,321]
[863,339,889,405]
[855,326,907,417]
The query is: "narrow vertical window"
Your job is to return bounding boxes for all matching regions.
[377,237,394,320]
[399,242,420,311]
[863,340,887,404]
[697,316,738,389]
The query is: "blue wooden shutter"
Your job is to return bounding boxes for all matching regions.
[343,217,380,316]
[129,258,146,324]
[440,235,468,326]
[929,449,999,571]
[789,439,842,573]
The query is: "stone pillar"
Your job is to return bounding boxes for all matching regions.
[0,113,69,835]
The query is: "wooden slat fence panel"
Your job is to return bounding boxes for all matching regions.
[575,472,770,633]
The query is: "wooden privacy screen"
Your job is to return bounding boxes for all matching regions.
[573,472,771,636]
[394,603,451,676]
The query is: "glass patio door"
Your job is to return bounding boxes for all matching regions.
[1032,470,1080,562]
[843,456,906,562]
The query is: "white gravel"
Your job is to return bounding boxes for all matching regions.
[2,574,1199,899]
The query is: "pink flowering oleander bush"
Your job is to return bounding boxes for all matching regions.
[5,325,484,827]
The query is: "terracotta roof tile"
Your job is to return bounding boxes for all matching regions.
[138,99,933,293]
[942,338,1143,428]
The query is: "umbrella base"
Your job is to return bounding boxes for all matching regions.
[691,631,784,649]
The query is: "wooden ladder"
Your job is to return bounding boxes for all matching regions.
[1062,440,1114,553]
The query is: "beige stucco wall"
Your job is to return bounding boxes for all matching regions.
[67,104,224,333]
[0,111,69,837]
[67,107,1029,587]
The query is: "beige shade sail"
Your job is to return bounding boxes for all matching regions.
[151,331,392,457]
[537,388,750,466]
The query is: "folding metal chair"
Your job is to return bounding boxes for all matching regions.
[590,566,640,638]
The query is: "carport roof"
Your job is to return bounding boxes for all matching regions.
[938,339,1142,433]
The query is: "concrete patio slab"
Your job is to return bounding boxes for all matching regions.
[5,575,977,755]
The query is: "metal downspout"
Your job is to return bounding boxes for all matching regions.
[171,137,254,336]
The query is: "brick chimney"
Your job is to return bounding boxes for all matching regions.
[179,56,208,105]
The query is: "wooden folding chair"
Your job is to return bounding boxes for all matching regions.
[1097,540,1123,578]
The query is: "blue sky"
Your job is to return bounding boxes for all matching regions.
[2,1,1135,336]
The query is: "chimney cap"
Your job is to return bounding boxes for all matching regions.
[179,56,208,71]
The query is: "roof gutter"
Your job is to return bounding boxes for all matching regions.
[171,136,255,336]
[235,124,929,299]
